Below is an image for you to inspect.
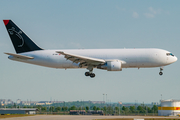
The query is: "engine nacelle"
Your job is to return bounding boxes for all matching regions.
[97,60,122,71]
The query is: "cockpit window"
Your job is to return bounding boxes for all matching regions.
[166,53,174,56]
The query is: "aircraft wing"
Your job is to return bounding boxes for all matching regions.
[4,53,34,59]
[56,51,105,67]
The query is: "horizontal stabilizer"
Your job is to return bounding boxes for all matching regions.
[4,53,34,59]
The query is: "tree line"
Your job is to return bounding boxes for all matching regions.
[3,103,158,115]
[33,104,158,115]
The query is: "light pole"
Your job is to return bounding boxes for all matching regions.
[106,94,107,115]
[106,94,107,104]
[161,94,162,116]
[64,101,65,115]
[119,103,120,115]
[153,102,154,116]
[103,94,105,106]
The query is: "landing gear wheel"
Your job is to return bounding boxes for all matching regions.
[90,73,95,78]
[85,72,90,76]
[159,72,163,76]
[159,67,163,76]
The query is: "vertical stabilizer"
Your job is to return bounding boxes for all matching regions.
[3,20,42,53]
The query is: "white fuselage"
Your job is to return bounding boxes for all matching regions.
[8,48,177,70]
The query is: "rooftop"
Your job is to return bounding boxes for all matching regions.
[161,99,180,102]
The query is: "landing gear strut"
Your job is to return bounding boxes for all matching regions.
[85,66,95,78]
[159,67,163,76]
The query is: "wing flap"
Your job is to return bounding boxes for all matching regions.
[56,51,105,66]
[4,53,34,59]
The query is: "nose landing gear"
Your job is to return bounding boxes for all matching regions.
[159,67,163,76]
[159,72,163,75]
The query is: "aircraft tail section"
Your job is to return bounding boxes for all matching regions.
[3,20,42,53]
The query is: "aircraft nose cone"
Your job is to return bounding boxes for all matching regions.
[167,56,177,64]
[174,56,178,62]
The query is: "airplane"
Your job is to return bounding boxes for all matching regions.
[3,20,177,78]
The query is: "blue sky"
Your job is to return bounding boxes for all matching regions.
[0,0,180,103]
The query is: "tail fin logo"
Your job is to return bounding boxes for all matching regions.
[8,27,24,47]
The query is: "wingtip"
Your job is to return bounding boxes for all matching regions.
[3,20,9,26]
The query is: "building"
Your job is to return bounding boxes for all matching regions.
[69,110,86,115]
[91,101,105,104]
[16,99,21,104]
[152,102,159,105]
[0,108,38,115]
[0,99,13,105]
[158,99,180,116]
[17,100,64,105]
[87,110,104,115]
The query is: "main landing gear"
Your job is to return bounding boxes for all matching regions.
[85,72,95,78]
[159,67,163,76]
[85,66,95,78]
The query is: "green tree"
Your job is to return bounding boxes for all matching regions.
[107,106,113,114]
[62,106,68,111]
[125,107,129,112]
[97,107,100,110]
[115,107,119,111]
[49,106,55,112]
[69,105,76,110]
[147,107,151,113]
[122,106,126,111]
[82,107,85,110]
[137,105,147,113]
[13,103,16,108]
[103,106,107,112]
[129,106,136,113]
[55,107,61,112]
[41,107,47,111]
[137,106,143,113]
[151,105,158,113]
[115,106,119,115]
[86,106,89,110]
[93,106,97,110]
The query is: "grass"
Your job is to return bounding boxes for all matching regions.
[95,118,134,120]
[97,118,180,120]
[144,118,180,120]
[0,114,34,119]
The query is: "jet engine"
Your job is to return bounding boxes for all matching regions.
[97,60,122,71]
